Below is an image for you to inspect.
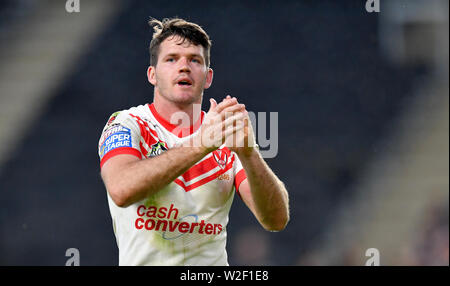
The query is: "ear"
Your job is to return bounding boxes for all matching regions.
[203,68,214,89]
[147,66,156,86]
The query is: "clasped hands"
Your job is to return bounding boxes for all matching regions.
[195,95,257,156]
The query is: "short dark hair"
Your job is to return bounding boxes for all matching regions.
[148,17,212,67]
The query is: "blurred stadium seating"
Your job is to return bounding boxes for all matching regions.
[0,0,447,265]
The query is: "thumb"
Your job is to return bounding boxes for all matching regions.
[208,98,217,112]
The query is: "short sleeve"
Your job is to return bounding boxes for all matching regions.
[98,111,142,168]
[233,153,247,196]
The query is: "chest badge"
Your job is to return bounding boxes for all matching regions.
[150,141,168,157]
[213,149,228,169]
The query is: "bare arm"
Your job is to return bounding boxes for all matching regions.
[101,145,209,207]
[225,95,289,231]
[237,150,290,231]
[101,98,246,207]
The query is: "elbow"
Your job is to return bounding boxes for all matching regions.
[272,218,290,232]
[108,186,132,208]
[262,213,290,232]
[107,181,152,208]
[109,184,152,208]
[113,196,129,208]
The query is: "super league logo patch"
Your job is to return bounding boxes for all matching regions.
[99,125,132,159]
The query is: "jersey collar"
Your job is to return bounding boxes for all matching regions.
[148,103,204,138]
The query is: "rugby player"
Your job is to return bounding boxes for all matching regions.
[98,17,289,265]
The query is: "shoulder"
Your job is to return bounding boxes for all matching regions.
[99,104,150,143]
[98,105,150,152]
[114,104,149,120]
[103,104,150,128]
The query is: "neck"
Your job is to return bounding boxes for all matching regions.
[153,94,202,128]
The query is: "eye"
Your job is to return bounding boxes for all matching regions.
[166,58,175,62]
[191,58,201,63]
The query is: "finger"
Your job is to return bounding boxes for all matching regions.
[226,120,246,146]
[221,104,246,119]
[223,120,245,138]
[221,113,244,141]
[222,97,247,112]
[207,98,217,113]
[215,97,238,113]
[222,112,246,129]
[224,96,243,105]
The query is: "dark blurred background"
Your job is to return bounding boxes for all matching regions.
[0,0,448,265]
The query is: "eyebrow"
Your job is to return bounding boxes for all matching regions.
[164,53,204,59]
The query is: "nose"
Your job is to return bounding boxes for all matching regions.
[178,57,191,73]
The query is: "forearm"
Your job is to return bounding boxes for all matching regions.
[238,149,290,231]
[106,144,209,207]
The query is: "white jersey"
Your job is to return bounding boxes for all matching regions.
[98,103,247,266]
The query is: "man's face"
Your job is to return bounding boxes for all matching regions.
[148,35,213,105]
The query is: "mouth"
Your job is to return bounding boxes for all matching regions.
[176,77,193,87]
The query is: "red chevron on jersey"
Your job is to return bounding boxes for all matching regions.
[174,157,234,192]
[139,141,148,157]
[130,114,158,142]
[130,113,160,154]
[181,156,218,182]
[181,147,231,182]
